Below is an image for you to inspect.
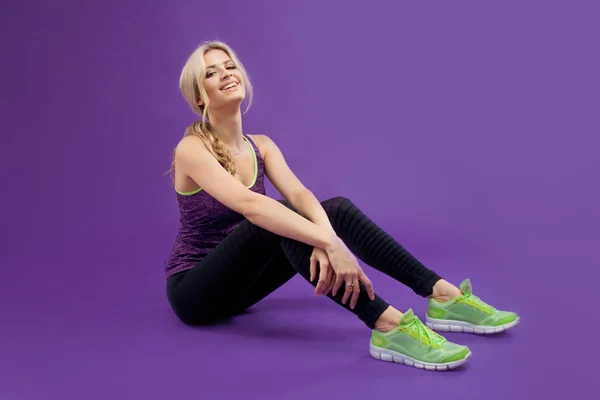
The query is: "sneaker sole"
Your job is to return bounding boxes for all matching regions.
[369,344,472,371]
[425,316,520,334]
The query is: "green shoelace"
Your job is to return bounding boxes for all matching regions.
[460,292,496,314]
[405,317,446,348]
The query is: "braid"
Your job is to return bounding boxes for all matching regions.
[202,122,236,175]
[167,118,237,182]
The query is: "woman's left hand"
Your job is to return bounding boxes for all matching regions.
[309,247,336,296]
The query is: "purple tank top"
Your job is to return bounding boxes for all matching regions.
[164,134,266,278]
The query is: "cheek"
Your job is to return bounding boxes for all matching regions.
[203,82,220,100]
[235,72,245,85]
[237,76,247,94]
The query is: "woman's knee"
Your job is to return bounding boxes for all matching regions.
[320,196,354,214]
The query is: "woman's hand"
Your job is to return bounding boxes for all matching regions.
[325,237,375,309]
[310,247,336,296]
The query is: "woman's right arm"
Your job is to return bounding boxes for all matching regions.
[175,137,338,251]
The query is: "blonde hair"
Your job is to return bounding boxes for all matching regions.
[169,40,253,180]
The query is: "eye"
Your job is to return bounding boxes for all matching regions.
[205,71,216,78]
[226,65,237,70]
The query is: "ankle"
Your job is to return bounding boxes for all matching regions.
[430,279,462,303]
[374,306,403,332]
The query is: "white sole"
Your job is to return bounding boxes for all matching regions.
[425,316,520,334]
[369,344,472,371]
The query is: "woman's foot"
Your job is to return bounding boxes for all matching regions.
[430,279,462,303]
[426,279,520,334]
[374,306,404,332]
[370,309,472,371]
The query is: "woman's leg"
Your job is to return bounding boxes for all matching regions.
[271,200,473,370]
[233,250,298,312]
[167,200,390,328]
[318,196,445,297]
[166,214,291,325]
[236,248,401,332]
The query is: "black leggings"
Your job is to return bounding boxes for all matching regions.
[166,196,442,329]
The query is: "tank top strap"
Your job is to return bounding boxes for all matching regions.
[243,134,266,193]
[244,134,264,168]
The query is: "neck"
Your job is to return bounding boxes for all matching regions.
[207,108,245,152]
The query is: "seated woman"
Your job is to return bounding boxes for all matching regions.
[164,40,519,371]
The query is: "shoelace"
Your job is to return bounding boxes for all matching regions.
[462,293,495,313]
[406,317,446,348]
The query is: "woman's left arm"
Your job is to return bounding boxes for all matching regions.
[289,190,336,234]
[256,134,335,234]
[256,134,374,302]
[257,134,339,295]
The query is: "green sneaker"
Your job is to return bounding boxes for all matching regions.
[370,309,472,371]
[426,279,520,334]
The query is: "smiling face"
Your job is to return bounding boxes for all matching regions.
[179,41,253,119]
[199,49,246,112]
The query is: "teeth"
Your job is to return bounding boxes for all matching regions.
[223,82,237,90]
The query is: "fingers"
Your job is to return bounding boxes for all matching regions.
[338,271,375,309]
[315,262,329,296]
[341,282,351,305]
[341,279,353,305]
[319,268,332,296]
[325,269,335,295]
[309,255,317,282]
[323,269,334,296]
[332,274,344,297]
[349,275,360,309]
[360,271,375,301]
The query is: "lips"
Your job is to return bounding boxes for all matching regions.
[220,81,239,90]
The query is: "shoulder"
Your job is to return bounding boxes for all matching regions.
[246,133,272,147]
[174,135,211,165]
[246,134,278,157]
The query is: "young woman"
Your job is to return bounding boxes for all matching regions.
[165,41,519,371]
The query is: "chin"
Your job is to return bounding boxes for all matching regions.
[227,93,246,104]
[217,97,245,112]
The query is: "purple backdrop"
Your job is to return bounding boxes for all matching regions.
[1,0,598,399]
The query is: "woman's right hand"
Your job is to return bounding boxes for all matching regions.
[325,236,375,309]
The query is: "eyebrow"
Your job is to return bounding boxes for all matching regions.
[206,60,234,69]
